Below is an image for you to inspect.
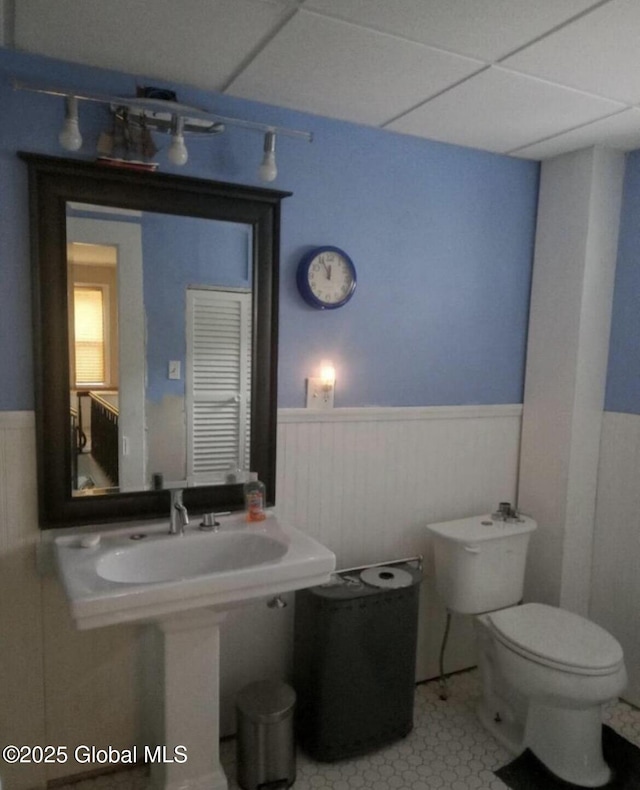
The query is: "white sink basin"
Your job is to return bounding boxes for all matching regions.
[96,531,288,584]
[54,512,335,629]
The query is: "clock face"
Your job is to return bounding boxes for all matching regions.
[297,247,357,309]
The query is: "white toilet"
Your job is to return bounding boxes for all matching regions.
[427,510,627,788]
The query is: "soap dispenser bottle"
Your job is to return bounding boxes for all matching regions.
[244,472,266,522]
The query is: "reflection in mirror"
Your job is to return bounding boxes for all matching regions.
[66,204,254,497]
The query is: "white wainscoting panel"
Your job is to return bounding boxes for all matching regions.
[277,405,522,568]
[0,413,144,786]
[0,412,46,790]
[274,405,523,681]
[591,411,640,707]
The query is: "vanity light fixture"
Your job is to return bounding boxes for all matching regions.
[306,362,336,409]
[13,79,313,181]
[58,95,83,152]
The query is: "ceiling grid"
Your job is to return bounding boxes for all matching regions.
[8,0,640,159]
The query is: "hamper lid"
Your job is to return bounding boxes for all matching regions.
[488,603,624,673]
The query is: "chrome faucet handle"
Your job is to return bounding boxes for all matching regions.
[199,511,232,531]
[169,488,189,535]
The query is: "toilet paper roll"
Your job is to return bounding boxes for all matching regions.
[360,566,413,589]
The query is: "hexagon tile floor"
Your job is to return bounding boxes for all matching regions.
[55,670,640,790]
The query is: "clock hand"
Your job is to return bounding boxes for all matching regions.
[326,264,332,281]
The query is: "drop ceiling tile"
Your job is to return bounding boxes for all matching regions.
[387,67,625,154]
[503,0,640,104]
[226,10,484,126]
[512,108,640,159]
[303,0,602,61]
[14,0,293,91]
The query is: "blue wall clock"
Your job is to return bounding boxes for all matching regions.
[296,246,357,309]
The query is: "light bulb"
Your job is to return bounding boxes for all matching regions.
[259,151,277,182]
[320,362,335,388]
[259,131,277,182]
[168,133,188,165]
[168,116,188,165]
[59,96,82,151]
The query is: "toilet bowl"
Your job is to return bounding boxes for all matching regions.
[477,603,627,787]
[427,512,627,788]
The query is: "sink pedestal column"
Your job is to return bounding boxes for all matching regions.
[148,608,229,790]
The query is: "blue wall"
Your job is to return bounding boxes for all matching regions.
[606,149,640,415]
[0,47,540,411]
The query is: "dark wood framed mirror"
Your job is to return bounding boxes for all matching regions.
[21,153,290,528]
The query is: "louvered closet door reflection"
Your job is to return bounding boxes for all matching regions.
[186,288,251,485]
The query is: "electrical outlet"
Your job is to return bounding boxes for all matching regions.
[168,360,181,380]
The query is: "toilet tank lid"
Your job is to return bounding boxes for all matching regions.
[427,514,537,543]
[488,603,624,672]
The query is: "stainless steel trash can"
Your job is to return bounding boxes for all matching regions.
[236,680,296,790]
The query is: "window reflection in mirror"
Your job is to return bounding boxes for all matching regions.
[66,203,253,498]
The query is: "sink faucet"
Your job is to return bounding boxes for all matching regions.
[169,489,189,535]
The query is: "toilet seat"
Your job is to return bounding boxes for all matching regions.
[487,603,624,676]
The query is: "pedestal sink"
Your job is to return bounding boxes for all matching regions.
[54,512,335,790]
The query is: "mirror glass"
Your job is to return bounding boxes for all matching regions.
[23,153,287,528]
[67,203,253,496]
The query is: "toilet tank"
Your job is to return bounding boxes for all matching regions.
[427,514,537,615]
